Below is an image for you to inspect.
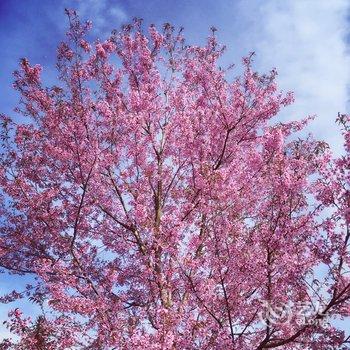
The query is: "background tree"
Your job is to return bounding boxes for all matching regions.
[0,10,349,349]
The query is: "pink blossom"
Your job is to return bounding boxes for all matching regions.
[0,12,349,350]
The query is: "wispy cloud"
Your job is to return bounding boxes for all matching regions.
[62,0,127,36]
[235,0,349,154]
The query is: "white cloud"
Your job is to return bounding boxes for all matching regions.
[240,0,349,155]
[63,0,127,36]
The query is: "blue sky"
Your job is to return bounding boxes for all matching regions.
[0,0,349,341]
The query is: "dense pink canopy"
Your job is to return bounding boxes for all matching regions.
[0,11,349,349]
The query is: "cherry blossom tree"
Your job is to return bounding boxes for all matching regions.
[0,10,349,349]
